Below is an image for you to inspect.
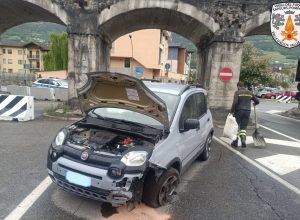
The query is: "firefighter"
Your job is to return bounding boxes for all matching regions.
[230,81,259,148]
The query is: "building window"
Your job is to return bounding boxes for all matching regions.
[8,69,13,73]
[2,49,6,54]
[18,60,23,65]
[18,50,23,55]
[37,61,40,69]
[8,49,12,54]
[8,59,13,64]
[3,58,6,64]
[124,58,131,68]
[158,48,163,65]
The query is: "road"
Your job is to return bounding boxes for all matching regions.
[0,101,299,220]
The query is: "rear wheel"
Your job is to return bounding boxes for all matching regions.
[261,94,266,99]
[143,168,179,208]
[199,134,212,161]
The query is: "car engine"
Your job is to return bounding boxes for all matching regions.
[67,127,153,155]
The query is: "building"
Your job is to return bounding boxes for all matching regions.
[110,29,192,82]
[0,40,48,74]
[110,29,170,80]
[167,42,193,82]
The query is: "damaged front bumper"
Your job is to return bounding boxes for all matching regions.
[48,157,144,206]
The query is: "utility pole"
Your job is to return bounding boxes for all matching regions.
[129,35,134,77]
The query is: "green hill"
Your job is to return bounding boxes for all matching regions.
[0,22,65,43]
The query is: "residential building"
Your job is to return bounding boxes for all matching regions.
[0,40,48,74]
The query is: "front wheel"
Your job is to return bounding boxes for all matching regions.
[143,168,179,208]
[199,134,212,161]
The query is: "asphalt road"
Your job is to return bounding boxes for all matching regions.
[1,101,300,220]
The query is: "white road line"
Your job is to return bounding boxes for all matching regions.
[4,176,52,220]
[257,109,300,123]
[213,137,300,196]
[259,125,300,143]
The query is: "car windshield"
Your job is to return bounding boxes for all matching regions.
[92,108,163,128]
[55,79,68,87]
[153,92,180,120]
[90,92,179,128]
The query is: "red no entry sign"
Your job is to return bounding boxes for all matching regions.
[218,67,233,81]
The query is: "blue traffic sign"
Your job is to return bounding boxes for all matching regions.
[135,66,144,75]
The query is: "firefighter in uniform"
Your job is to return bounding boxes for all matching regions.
[230,82,259,148]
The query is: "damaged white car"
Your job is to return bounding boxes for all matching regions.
[47,72,214,208]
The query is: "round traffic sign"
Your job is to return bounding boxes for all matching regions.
[218,67,233,81]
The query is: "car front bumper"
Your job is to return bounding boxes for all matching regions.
[48,156,143,206]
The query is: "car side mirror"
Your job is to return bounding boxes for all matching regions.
[180,118,200,132]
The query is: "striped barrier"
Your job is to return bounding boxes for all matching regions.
[276,95,291,103]
[0,95,34,121]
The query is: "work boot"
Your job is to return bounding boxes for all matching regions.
[240,135,247,148]
[231,138,238,148]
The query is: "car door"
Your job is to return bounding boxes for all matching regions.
[177,93,202,168]
[194,92,210,150]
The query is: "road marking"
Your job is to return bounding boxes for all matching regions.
[265,110,283,114]
[221,136,300,149]
[256,154,300,175]
[4,176,52,220]
[265,138,300,149]
[259,125,300,143]
[213,137,300,196]
[257,109,300,123]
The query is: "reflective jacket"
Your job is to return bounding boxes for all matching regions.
[230,88,259,113]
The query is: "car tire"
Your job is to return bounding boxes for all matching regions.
[261,94,265,99]
[142,168,179,208]
[271,96,275,99]
[199,134,212,161]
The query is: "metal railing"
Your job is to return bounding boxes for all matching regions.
[0,72,36,86]
[27,55,40,59]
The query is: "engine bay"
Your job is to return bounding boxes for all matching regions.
[68,126,154,155]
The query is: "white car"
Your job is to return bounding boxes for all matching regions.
[32,78,68,89]
[47,72,214,208]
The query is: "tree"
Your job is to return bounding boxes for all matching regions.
[240,43,273,87]
[43,32,68,71]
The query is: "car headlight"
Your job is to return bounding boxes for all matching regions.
[55,131,66,146]
[121,151,148,167]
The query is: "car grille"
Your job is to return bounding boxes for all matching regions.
[56,179,109,201]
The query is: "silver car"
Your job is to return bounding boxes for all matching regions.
[32,78,68,89]
[47,72,214,208]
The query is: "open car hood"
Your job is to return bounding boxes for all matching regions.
[77,72,169,129]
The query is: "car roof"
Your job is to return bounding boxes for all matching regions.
[144,82,205,96]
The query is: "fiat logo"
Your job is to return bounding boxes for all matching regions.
[81,151,89,161]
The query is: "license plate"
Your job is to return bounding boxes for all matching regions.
[66,171,91,187]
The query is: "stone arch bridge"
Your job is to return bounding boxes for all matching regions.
[0,0,290,108]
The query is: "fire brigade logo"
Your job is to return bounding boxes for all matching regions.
[271,3,300,48]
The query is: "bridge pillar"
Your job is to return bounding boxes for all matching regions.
[197,39,244,109]
[67,34,111,105]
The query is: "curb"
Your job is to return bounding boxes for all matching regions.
[43,113,82,121]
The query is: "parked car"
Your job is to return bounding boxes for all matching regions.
[32,78,68,89]
[284,91,297,100]
[264,90,285,99]
[256,87,277,98]
[47,72,214,208]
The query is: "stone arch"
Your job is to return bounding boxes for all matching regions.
[0,0,68,34]
[98,0,220,45]
[240,10,271,36]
